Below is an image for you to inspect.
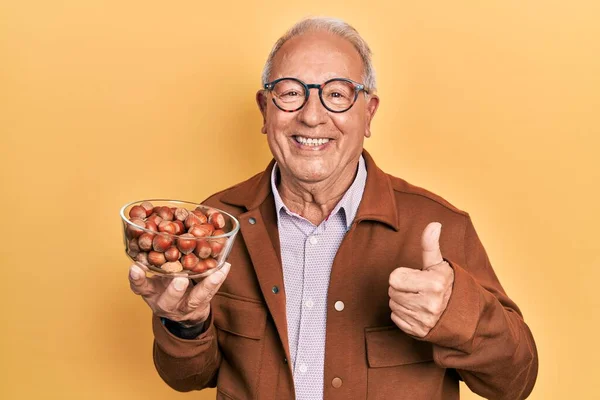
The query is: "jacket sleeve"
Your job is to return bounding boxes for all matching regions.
[422,214,538,400]
[152,310,221,391]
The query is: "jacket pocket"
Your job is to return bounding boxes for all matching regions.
[365,326,441,399]
[213,292,267,400]
[365,325,433,367]
[213,292,267,339]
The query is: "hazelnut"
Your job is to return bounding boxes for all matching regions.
[210,229,227,245]
[140,201,154,217]
[135,252,149,266]
[181,253,200,270]
[209,212,226,230]
[194,239,212,259]
[158,221,177,235]
[192,259,208,273]
[189,223,213,238]
[153,233,174,252]
[148,251,166,266]
[201,223,215,235]
[210,240,224,258]
[127,238,141,257]
[157,206,174,221]
[203,207,217,217]
[127,219,146,238]
[173,220,185,235]
[184,213,202,229]
[147,214,163,226]
[162,261,184,273]
[145,221,158,232]
[193,258,217,273]
[204,258,218,270]
[129,205,147,220]
[165,246,181,262]
[138,232,155,251]
[177,233,197,255]
[192,210,208,223]
[174,207,189,221]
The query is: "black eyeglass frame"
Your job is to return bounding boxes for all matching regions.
[263,77,369,113]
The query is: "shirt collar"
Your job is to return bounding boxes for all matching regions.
[270,155,367,229]
[219,149,400,232]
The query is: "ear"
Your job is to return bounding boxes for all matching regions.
[364,94,379,138]
[256,90,268,134]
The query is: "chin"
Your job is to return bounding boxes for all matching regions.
[294,168,330,183]
[278,155,334,183]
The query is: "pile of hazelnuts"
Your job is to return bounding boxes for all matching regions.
[125,201,229,274]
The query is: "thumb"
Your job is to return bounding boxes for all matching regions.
[189,262,231,307]
[421,222,444,269]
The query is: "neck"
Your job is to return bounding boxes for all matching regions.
[277,157,359,225]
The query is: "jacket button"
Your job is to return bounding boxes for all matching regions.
[334,301,345,311]
[332,377,342,388]
[249,217,256,225]
[272,285,279,294]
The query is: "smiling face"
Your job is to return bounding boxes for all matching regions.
[257,31,379,186]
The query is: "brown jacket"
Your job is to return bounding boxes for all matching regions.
[152,150,538,400]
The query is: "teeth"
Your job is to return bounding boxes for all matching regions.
[295,136,330,146]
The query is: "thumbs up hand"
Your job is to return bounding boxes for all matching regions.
[388,222,455,338]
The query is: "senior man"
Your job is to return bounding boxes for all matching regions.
[129,17,538,400]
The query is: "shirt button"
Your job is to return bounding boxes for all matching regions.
[272,285,279,294]
[309,235,318,245]
[334,301,345,311]
[299,363,308,373]
[249,217,256,225]
[332,377,343,388]
[305,299,314,308]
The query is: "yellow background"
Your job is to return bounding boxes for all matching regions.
[1,0,598,399]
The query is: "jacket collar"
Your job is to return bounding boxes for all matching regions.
[220,149,400,231]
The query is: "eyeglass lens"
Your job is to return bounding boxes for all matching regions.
[271,79,357,112]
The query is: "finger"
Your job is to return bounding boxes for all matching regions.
[155,277,190,313]
[186,262,231,311]
[390,291,442,320]
[421,222,444,270]
[391,312,428,338]
[129,264,154,296]
[390,312,420,336]
[392,304,422,328]
[389,267,436,293]
[389,297,417,315]
[389,290,420,313]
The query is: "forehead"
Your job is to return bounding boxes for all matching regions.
[271,31,364,83]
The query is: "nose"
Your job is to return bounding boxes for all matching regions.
[297,88,328,127]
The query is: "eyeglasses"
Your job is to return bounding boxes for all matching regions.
[263,77,369,113]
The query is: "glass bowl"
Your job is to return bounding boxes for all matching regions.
[119,199,239,279]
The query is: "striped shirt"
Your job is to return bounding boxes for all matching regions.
[270,155,367,400]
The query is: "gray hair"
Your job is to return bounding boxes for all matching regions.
[261,17,377,92]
